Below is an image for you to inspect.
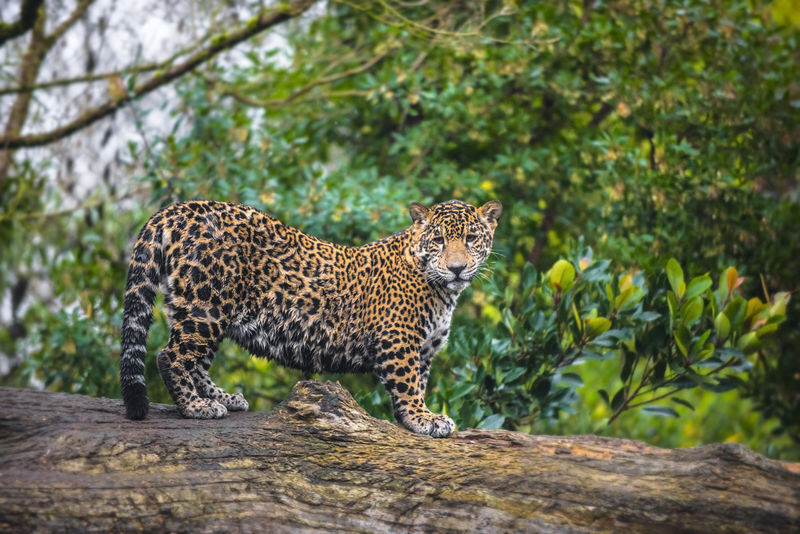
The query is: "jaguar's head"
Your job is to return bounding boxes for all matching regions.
[407,199,502,292]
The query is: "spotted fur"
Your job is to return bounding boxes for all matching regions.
[120,199,501,437]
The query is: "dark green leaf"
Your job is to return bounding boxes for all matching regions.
[611,388,625,411]
[642,405,680,418]
[671,398,695,411]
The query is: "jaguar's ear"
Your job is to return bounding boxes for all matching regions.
[409,202,430,225]
[478,200,502,229]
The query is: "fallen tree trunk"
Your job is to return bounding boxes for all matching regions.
[0,381,798,533]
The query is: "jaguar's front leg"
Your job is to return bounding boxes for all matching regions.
[376,344,455,438]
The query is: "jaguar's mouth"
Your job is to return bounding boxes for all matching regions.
[445,279,471,291]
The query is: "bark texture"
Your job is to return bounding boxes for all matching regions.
[0,381,798,533]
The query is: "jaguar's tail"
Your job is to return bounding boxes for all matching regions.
[120,217,164,420]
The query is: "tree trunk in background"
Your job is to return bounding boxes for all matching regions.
[0,4,48,183]
[0,381,798,533]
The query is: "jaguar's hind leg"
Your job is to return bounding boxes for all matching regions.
[191,352,249,412]
[157,332,227,419]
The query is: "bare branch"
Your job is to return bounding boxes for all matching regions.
[44,0,95,46]
[0,36,211,96]
[213,46,396,108]
[0,183,149,223]
[0,0,318,150]
[0,0,44,46]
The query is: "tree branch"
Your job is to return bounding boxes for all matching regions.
[0,0,318,150]
[44,0,95,47]
[0,37,212,96]
[1,382,798,532]
[0,2,49,181]
[213,46,396,108]
[0,0,44,46]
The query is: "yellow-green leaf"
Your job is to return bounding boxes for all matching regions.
[584,317,612,337]
[769,292,790,318]
[714,312,730,341]
[736,331,760,354]
[666,258,684,298]
[618,273,633,292]
[549,259,575,292]
[755,323,779,338]
[573,303,583,334]
[615,287,635,310]
[745,297,767,320]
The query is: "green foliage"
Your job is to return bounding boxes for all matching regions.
[23,308,120,397]
[428,248,789,435]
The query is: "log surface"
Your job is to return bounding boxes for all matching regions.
[0,381,798,533]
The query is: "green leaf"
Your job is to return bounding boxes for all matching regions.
[667,291,678,325]
[584,317,612,338]
[620,347,636,383]
[598,389,610,406]
[636,311,661,323]
[615,286,644,311]
[723,297,748,331]
[679,297,703,327]
[690,329,712,358]
[449,382,477,401]
[559,372,584,388]
[671,398,695,411]
[675,324,691,357]
[502,366,527,384]
[531,377,551,400]
[755,323,779,338]
[769,291,790,318]
[687,371,717,386]
[714,312,731,341]
[702,376,743,393]
[592,328,627,348]
[478,413,506,430]
[684,275,712,301]
[549,259,576,292]
[736,331,760,354]
[605,283,615,307]
[611,388,625,411]
[521,262,538,293]
[572,303,583,335]
[642,405,680,418]
[666,258,685,299]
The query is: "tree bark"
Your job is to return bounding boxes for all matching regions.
[0,381,798,533]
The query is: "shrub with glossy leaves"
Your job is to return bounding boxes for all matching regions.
[429,248,789,432]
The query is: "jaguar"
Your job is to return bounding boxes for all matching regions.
[120,198,501,437]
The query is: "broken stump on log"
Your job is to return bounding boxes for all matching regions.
[0,381,798,533]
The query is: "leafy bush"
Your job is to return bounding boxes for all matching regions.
[428,249,789,433]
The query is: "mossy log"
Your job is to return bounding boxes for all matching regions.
[0,381,798,533]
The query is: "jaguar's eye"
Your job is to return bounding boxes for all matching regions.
[466,234,478,244]
[432,235,445,246]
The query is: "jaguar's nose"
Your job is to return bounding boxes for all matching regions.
[448,263,466,277]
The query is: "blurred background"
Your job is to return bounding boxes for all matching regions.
[1,0,798,459]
